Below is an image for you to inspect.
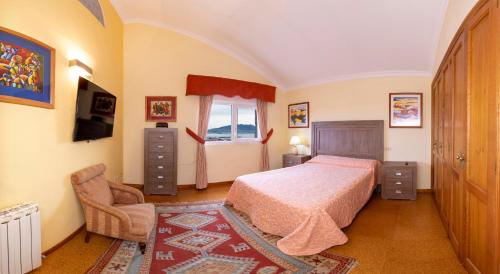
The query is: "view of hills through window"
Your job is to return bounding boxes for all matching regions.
[206,104,258,141]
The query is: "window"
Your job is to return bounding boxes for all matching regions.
[206,104,232,142]
[206,97,259,142]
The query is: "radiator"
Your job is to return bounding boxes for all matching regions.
[0,203,41,274]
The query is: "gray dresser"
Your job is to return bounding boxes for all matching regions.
[144,128,177,195]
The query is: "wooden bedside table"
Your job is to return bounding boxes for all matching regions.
[381,161,417,200]
[283,154,311,168]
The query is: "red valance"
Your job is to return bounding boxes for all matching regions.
[186,74,276,103]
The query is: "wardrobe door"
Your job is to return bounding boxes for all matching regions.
[464,1,498,273]
[441,61,454,226]
[449,31,467,259]
[431,84,439,197]
[434,76,444,209]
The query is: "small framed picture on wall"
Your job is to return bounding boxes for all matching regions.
[288,102,309,128]
[145,96,177,122]
[389,93,423,128]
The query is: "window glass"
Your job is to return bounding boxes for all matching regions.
[237,107,258,139]
[206,104,232,141]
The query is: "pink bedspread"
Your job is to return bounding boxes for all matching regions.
[225,155,379,255]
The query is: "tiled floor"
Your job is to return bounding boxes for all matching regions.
[33,185,466,274]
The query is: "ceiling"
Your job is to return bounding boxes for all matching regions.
[110,0,448,90]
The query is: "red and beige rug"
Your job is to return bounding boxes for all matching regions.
[87,201,356,274]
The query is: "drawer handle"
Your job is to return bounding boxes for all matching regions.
[158,166,164,169]
[395,172,402,176]
[395,182,402,185]
[157,145,164,149]
[158,155,164,159]
[159,136,164,139]
[158,185,164,189]
[158,175,164,179]
[395,190,402,194]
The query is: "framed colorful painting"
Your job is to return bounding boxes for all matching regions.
[91,92,116,116]
[389,93,423,128]
[0,27,55,109]
[146,96,177,122]
[288,102,309,128]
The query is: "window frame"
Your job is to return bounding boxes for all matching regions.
[206,97,261,145]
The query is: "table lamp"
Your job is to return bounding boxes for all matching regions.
[289,136,301,155]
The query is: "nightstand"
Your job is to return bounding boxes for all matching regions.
[283,154,311,168]
[381,161,417,200]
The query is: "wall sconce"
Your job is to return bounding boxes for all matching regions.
[69,59,93,78]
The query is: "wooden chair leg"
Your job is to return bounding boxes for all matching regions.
[84,230,91,243]
[139,243,146,254]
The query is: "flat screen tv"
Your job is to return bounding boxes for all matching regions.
[73,77,116,141]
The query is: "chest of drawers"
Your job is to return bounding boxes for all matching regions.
[381,161,417,200]
[144,128,177,195]
[282,154,311,168]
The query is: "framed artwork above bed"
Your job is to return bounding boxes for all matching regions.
[389,93,422,128]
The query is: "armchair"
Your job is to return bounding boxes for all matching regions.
[71,164,154,253]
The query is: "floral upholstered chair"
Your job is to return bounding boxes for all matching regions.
[71,163,154,253]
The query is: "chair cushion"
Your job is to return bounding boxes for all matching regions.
[79,175,114,206]
[115,203,155,236]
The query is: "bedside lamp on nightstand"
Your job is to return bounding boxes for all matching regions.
[289,136,301,155]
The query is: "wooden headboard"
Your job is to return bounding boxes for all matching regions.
[311,120,384,162]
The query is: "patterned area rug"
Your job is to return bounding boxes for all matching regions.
[87,201,356,274]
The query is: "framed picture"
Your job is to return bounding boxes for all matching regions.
[0,26,55,108]
[288,102,309,128]
[91,92,116,116]
[389,93,423,128]
[146,96,177,122]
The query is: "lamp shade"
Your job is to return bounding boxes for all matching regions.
[289,136,301,145]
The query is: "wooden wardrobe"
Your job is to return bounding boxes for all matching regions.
[431,0,500,273]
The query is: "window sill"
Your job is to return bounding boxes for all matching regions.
[205,140,262,146]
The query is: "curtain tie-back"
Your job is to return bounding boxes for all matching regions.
[261,129,274,144]
[186,127,205,144]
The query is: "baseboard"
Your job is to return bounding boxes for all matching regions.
[42,224,85,255]
[124,181,233,191]
[417,189,433,193]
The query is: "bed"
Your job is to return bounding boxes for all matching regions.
[225,120,384,255]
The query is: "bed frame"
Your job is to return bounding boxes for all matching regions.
[311,120,384,162]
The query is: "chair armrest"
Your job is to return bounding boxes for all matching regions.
[78,195,131,233]
[107,181,145,204]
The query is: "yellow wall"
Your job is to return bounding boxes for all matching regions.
[0,0,463,252]
[123,23,287,186]
[285,77,432,189]
[0,0,123,251]
[433,0,479,74]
